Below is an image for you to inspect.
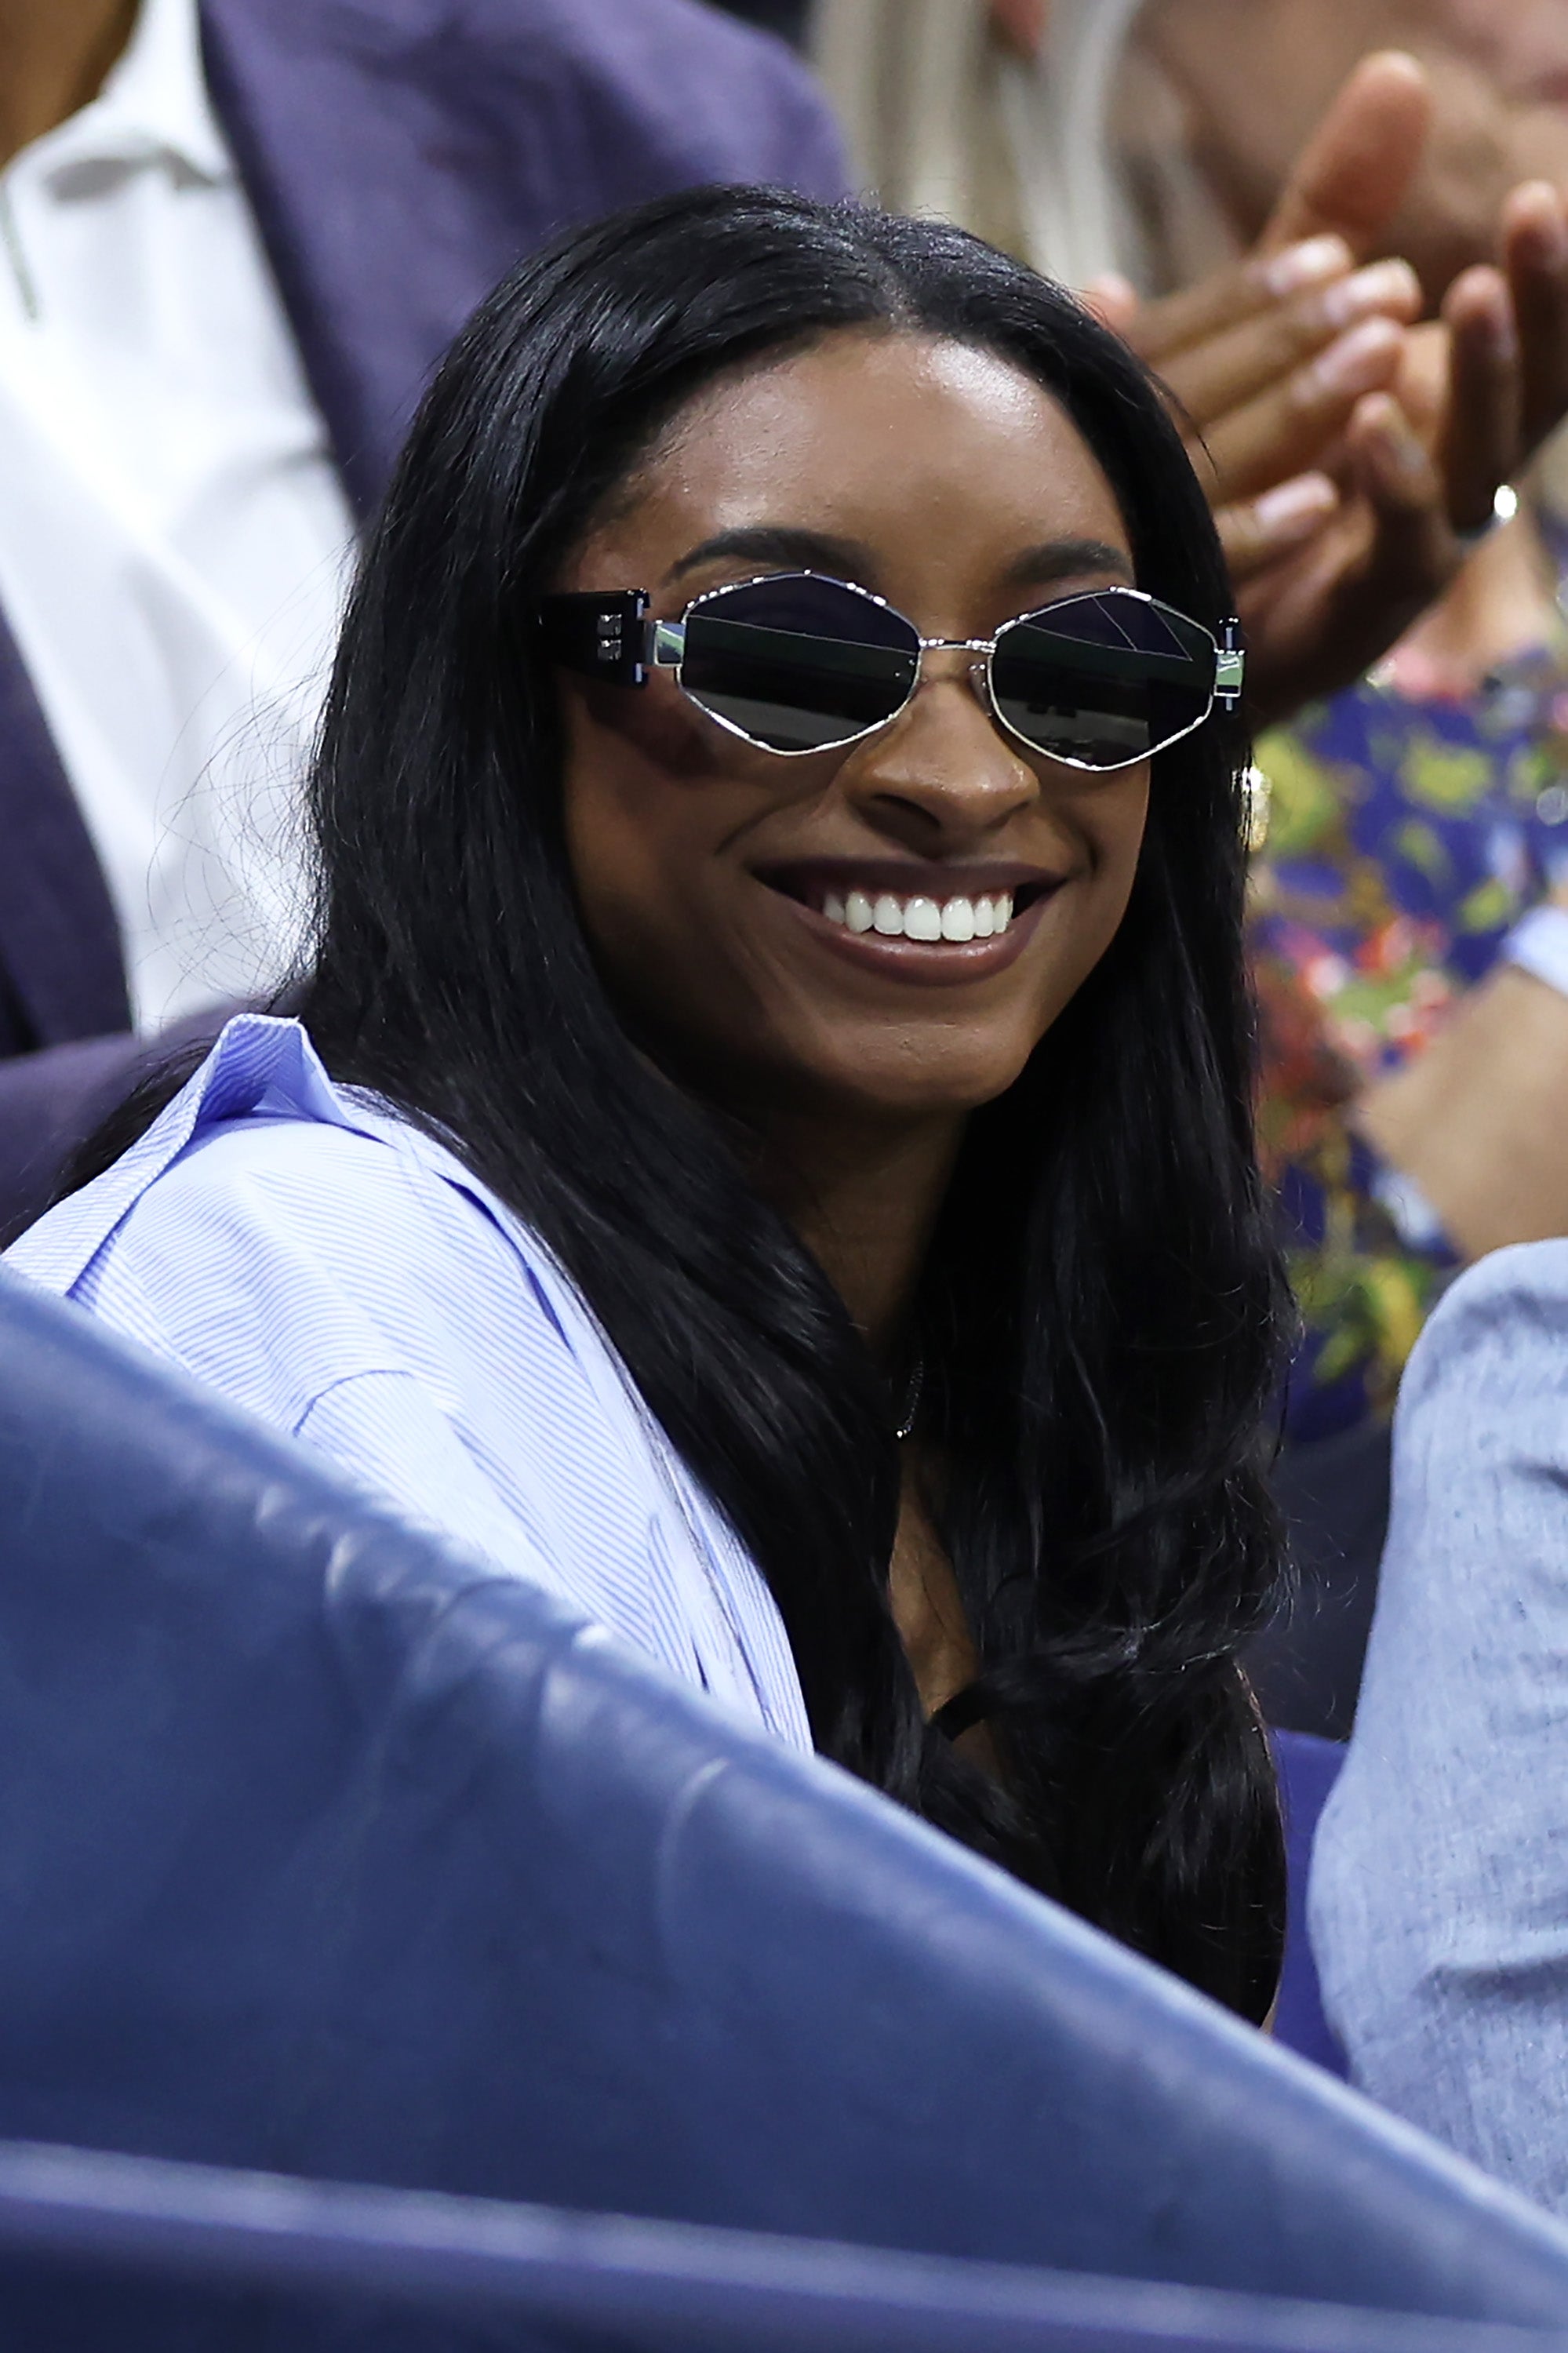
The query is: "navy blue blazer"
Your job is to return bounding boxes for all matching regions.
[0,0,844,1224]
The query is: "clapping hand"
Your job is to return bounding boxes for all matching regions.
[1089,53,1568,726]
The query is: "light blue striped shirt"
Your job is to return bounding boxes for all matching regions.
[5,1014,811,1752]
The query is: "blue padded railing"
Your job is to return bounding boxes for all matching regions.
[0,2137,1563,2353]
[1,1267,1566,2344]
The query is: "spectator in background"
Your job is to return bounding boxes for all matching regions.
[1081,2,1568,1726]
[0,0,845,1237]
[1109,0,1568,1446]
[1310,1235,1568,2215]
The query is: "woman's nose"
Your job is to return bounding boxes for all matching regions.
[837,657,1039,848]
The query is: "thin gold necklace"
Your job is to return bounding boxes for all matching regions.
[894,1354,924,1445]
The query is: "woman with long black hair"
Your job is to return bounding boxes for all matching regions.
[9,187,1288,2023]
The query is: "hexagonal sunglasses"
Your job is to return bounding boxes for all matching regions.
[540,571,1244,770]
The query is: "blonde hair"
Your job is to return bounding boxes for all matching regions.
[809,0,1148,281]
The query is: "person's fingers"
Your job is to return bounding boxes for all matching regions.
[1439,267,1521,532]
[1197,313,1406,502]
[1216,473,1340,584]
[1131,234,1351,365]
[1392,318,1449,446]
[1344,388,1454,617]
[1234,516,1377,728]
[1259,50,1433,260]
[1079,272,1140,336]
[1161,257,1420,429]
[1235,394,1455,725]
[1502,180,1568,454]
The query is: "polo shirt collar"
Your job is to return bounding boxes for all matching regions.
[26,0,232,189]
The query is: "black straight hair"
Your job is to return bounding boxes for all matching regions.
[77,187,1290,2020]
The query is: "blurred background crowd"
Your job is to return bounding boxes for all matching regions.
[5,0,1568,1729]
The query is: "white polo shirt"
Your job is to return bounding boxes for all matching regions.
[0,0,356,1032]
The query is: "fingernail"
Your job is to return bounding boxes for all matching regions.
[1262,234,1353,297]
[1516,184,1568,267]
[1308,315,1401,398]
[1320,257,1421,329]
[1534,213,1568,268]
[1467,274,1520,360]
[1380,418,1429,474]
[1251,473,1338,538]
[1359,392,1427,473]
[1485,300,1520,362]
[1079,270,1137,328]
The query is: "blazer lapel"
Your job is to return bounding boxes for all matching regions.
[0,608,129,1051]
[0,0,500,1057]
[199,0,522,521]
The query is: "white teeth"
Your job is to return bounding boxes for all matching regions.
[818,886,1017,940]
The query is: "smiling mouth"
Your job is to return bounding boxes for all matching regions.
[825,882,1020,940]
[758,864,1060,948]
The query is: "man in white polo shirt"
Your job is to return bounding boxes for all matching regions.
[0,0,356,1042]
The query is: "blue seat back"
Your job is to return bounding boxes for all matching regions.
[0,2137,1559,2353]
[2,1271,1566,2340]
[1274,1728,1348,2075]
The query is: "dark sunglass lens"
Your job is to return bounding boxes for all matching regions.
[679,575,919,752]
[990,591,1214,769]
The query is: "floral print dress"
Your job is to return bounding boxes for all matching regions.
[1251,577,1568,1443]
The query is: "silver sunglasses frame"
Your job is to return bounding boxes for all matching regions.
[648,569,1244,771]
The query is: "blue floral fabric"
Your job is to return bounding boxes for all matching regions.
[1251,574,1568,1442]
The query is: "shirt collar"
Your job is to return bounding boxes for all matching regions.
[23,0,232,190]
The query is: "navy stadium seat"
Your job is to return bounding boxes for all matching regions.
[1273,1728,1348,2075]
[1,1267,1565,2346]
[0,2136,1563,2351]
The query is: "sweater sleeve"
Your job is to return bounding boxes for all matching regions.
[1310,1238,1568,2215]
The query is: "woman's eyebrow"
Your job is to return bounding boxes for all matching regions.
[666,526,873,584]
[999,538,1134,590]
[664,527,1133,592]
